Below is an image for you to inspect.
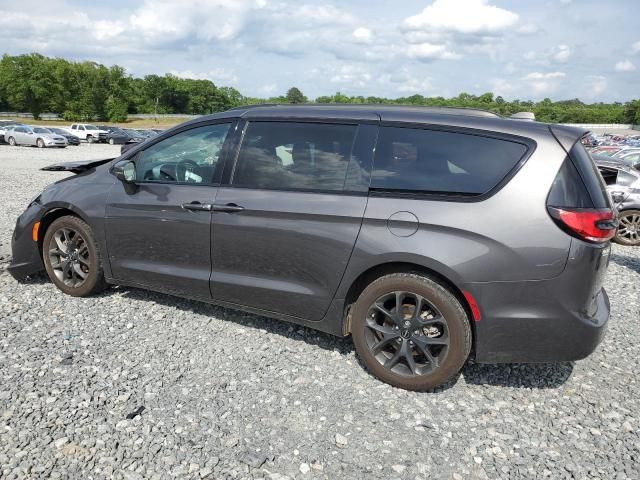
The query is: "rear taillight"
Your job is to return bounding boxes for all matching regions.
[547,207,617,243]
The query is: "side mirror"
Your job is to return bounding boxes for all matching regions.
[113,160,137,183]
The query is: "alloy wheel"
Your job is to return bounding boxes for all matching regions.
[617,212,640,244]
[364,291,449,377]
[48,227,91,288]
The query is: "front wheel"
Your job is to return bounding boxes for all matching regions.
[109,137,115,145]
[87,135,95,144]
[615,209,640,246]
[36,138,44,148]
[351,273,472,391]
[42,216,107,297]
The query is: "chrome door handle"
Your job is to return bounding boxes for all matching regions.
[212,203,245,213]
[182,202,212,211]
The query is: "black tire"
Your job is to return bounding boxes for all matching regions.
[8,136,16,146]
[87,135,95,144]
[42,216,107,297]
[36,138,44,148]
[351,273,471,391]
[614,209,640,246]
[109,137,115,145]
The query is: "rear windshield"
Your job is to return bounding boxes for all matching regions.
[571,141,611,209]
[371,126,529,196]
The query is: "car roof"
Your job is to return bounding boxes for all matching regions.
[179,104,574,140]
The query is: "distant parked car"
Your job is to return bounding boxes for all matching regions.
[5,126,67,148]
[591,146,624,156]
[96,125,119,133]
[596,159,640,246]
[68,124,109,143]
[47,127,81,146]
[135,129,158,138]
[0,122,24,143]
[107,128,146,145]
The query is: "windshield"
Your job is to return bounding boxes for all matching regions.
[33,127,52,134]
[85,125,98,130]
[124,129,139,135]
[50,128,65,134]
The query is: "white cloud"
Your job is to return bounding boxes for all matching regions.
[517,24,539,35]
[524,72,566,80]
[352,27,373,44]
[523,72,566,95]
[586,76,607,98]
[634,41,640,53]
[615,59,636,72]
[329,65,372,88]
[407,43,461,61]
[491,78,516,95]
[169,68,238,84]
[552,45,571,63]
[402,0,518,35]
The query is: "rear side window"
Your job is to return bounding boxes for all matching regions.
[547,158,594,208]
[232,122,358,192]
[570,142,611,209]
[371,127,528,195]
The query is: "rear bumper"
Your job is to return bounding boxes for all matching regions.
[468,240,610,364]
[470,282,608,363]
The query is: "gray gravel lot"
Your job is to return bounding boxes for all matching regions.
[0,143,639,479]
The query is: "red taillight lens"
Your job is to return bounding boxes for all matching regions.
[548,207,618,243]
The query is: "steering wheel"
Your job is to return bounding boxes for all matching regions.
[178,159,199,182]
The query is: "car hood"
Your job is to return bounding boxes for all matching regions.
[41,158,115,174]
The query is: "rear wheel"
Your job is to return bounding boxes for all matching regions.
[36,138,44,148]
[615,209,640,246]
[42,216,107,297]
[351,273,471,391]
[8,136,16,146]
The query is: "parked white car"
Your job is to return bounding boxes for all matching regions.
[67,123,109,143]
[5,126,67,148]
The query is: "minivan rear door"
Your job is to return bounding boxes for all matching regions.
[210,118,377,320]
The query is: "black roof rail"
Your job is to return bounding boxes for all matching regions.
[226,103,501,118]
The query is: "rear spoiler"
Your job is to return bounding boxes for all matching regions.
[548,125,590,153]
[41,158,115,174]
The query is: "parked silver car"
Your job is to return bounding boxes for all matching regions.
[5,126,67,148]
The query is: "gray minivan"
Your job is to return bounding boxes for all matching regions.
[9,105,615,390]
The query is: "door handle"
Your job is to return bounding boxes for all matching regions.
[181,202,212,211]
[212,203,245,213]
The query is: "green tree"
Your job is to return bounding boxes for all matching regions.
[285,87,307,104]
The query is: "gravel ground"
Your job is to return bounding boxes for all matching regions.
[0,143,639,479]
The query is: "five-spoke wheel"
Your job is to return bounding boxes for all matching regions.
[42,216,106,296]
[48,227,90,288]
[351,273,471,391]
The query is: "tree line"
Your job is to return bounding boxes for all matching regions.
[1,53,639,124]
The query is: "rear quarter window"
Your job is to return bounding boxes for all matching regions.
[371,126,529,196]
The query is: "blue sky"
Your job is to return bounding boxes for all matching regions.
[0,0,638,101]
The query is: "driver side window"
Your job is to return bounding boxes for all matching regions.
[135,123,232,184]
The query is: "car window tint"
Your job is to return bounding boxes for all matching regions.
[371,126,528,195]
[233,122,358,191]
[136,123,231,184]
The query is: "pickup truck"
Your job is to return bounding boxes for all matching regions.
[67,124,109,143]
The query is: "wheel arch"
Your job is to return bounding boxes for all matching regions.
[37,206,89,254]
[341,261,476,343]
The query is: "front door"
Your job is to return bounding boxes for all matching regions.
[210,120,375,320]
[105,122,234,298]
